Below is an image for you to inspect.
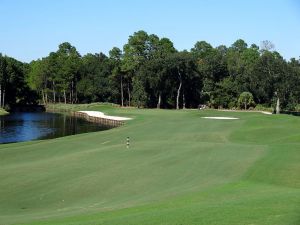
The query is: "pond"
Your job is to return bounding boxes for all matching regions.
[0,112,110,144]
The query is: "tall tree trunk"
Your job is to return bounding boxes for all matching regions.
[63,90,67,104]
[176,70,182,110]
[2,89,5,107]
[0,84,2,108]
[276,97,280,114]
[52,81,56,103]
[71,81,74,104]
[183,93,186,109]
[42,89,46,105]
[244,102,247,110]
[157,92,161,109]
[127,83,131,107]
[45,91,48,104]
[75,90,78,103]
[120,76,124,107]
[176,79,182,110]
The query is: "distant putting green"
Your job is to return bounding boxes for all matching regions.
[0,105,299,225]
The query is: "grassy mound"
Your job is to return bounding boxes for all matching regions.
[0,105,299,225]
[0,108,8,115]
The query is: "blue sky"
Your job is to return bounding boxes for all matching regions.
[0,0,299,62]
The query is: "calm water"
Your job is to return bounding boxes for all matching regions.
[0,112,110,144]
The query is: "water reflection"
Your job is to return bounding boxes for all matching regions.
[0,112,110,144]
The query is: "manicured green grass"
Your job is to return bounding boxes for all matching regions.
[0,105,299,225]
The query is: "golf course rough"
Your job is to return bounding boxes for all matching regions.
[0,105,299,225]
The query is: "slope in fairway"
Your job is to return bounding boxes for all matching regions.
[0,106,299,225]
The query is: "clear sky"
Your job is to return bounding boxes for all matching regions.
[1,0,300,62]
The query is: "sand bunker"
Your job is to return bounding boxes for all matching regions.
[261,111,272,115]
[202,116,239,120]
[219,109,273,115]
[78,111,132,121]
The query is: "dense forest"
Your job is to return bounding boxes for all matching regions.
[1,30,300,111]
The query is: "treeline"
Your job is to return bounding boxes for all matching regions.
[0,54,37,108]
[1,30,300,110]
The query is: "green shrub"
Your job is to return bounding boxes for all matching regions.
[228,101,236,109]
[238,92,255,110]
[295,105,300,111]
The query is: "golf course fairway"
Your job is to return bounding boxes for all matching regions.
[0,105,299,225]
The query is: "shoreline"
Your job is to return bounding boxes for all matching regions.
[78,111,132,121]
[73,111,132,127]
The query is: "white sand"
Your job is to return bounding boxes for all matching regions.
[202,116,239,120]
[219,109,273,115]
[261,111,272,115]
[78,111,132,121]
